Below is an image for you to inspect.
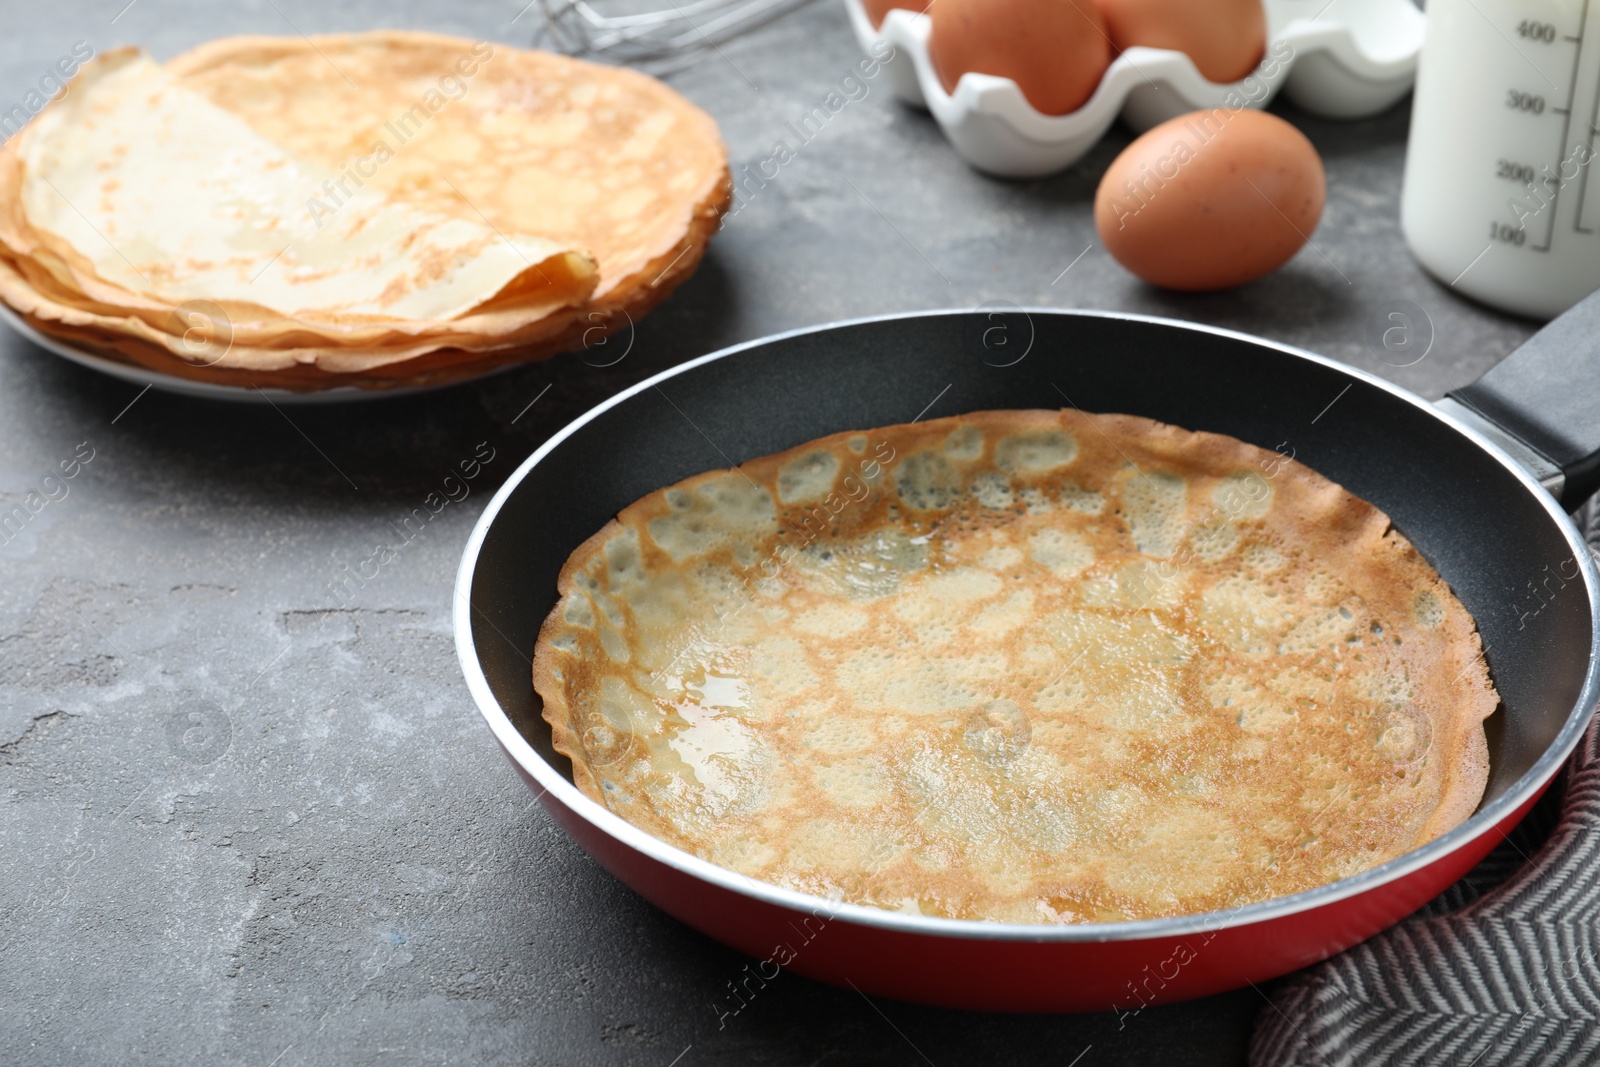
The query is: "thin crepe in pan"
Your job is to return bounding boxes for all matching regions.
[534,409,1497,924]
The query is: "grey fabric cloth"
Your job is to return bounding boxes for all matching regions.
[1249,503,1600,1066]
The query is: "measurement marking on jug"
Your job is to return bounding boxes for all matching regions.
[1499,159,1538,184]
[1529,1,1582,248]
[1578,0,1600,233]
[1463,0,1588,250]
[1555,0,1594,241]
[1508,89,1548,113]
[1467,0,1563,90]
[1409,0,1600,313]
[1491,221,1528,245]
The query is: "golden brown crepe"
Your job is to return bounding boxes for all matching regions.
[534,410,1498,924]
[0,33,730,391]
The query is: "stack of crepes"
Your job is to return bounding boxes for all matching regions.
[0,33,731,391]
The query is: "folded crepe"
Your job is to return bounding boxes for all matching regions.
[168,31,731,317]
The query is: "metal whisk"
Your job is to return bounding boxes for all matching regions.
[534,0,821,73]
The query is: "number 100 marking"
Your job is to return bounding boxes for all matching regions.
[1489,221,1528,246]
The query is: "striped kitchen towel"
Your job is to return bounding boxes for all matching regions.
[1249,501,1600,1066]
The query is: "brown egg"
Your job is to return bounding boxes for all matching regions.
[1099,0,1267,84]
[862,0,926,28]
[928,0,1112,116]
[1094,109,1325,291]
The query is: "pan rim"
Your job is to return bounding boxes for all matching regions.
[454,307,1600,944]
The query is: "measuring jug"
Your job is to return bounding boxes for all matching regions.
[1402,0,1600,319]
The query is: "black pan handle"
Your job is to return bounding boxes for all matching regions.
[1440,285,1600,507]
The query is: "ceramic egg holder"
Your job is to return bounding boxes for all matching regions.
[844,0,1424,177]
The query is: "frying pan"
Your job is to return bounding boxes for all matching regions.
[453,302,1600,1012]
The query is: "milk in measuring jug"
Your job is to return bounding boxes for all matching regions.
[1402,0,1600,319]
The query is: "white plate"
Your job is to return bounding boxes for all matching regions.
[0,303,494,404]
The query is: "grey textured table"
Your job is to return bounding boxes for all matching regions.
[0,3,1542,1064]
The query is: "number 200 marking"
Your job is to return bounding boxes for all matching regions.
[1497,159,1537,183]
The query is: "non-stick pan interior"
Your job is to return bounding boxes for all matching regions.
[470,311,1594,811]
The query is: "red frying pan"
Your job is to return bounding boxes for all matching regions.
[454,301,1600,1012]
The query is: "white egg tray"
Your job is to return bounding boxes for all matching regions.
[845,0,1425,177]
